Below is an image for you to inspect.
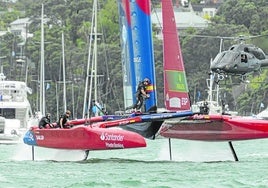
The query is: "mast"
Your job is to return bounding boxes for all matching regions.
[62,32,66,112]
[83,0,96,118]
[93,0,98,102]
[208,59,213,104]
[40,3,45,115]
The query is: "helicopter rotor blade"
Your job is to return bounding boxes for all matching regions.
[180,34,268,41]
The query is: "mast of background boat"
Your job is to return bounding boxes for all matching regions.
[83,0,96,118]
[62,32,67,112]
[93,0,98,105]
[207,58,213,109]
[216,38,224,105]
[216,38,223,105]
[207,38,223,113]
[207,61,220,110]
[40,3,45,115]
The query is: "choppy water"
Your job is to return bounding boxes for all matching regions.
[1,138,268,188]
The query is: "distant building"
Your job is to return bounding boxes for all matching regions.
[191,1,223,19]
[151,7,210,39]
[9,17,33,41]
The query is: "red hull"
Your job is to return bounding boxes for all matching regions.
[25,126,146,150]
[160,114,268,141]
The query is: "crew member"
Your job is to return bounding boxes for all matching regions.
[126,78,150,112]
[38,113,53,129]
[57,110,71,128]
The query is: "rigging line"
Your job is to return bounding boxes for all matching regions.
[97,0,110,81]
[97,1,122,111]
[82,0,95,118]
[152,4,163,31]
[100,32,110,107]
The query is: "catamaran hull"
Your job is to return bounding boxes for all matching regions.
[160,114,268,141]
[23,126,146,150]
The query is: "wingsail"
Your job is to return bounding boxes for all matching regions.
[162,0,191,111]
[118,0,135,108]
[118,0,157,111]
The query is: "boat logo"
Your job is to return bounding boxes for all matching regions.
[181,97,189,106]
[36,135,44,140]
[118,120,131,125]
[100,132,124,141]
[105,142,124,149]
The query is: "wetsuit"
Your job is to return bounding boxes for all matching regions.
[38,116,51,129]
[133,81,148,110]
[57,114,69,128]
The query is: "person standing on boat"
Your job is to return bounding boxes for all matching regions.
[126,78,150,112]
[57,110,71,128]
[91,100,104,117]
[38,113,53,129]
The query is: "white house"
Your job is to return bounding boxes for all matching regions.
[151,7,210,39]
[9,17,33,41]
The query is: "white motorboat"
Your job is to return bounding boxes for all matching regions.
[0,73,37,144]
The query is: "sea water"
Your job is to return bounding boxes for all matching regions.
[1,138,268,188]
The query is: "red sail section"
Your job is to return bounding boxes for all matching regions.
[162,0,191,111]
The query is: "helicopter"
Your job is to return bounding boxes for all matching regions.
[210,35,268,81]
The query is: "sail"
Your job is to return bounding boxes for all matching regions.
[118,0,157,111]
[162,0,191,111]
[118,0,136,108]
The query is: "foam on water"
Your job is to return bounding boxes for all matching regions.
[12,143,87,161]
[157,139,235,162]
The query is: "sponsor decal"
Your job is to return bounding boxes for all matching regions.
[36,135,44,140]
[133,56,141,63]
[28,132,34,141]
[166,71,188,92]
[119,120,130,125]
[193,114,210,120]
[23,131,37,145]
[181,97,188,106]
[105,142,124,149]
[100,133,124,141]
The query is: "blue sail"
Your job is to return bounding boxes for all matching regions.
[118,0,157,111]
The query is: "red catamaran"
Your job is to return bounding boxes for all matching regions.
[23,0,268,162]
[157,0,268,161]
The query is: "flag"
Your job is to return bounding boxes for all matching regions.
[196,91,201,101]
[46,83,50,90]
